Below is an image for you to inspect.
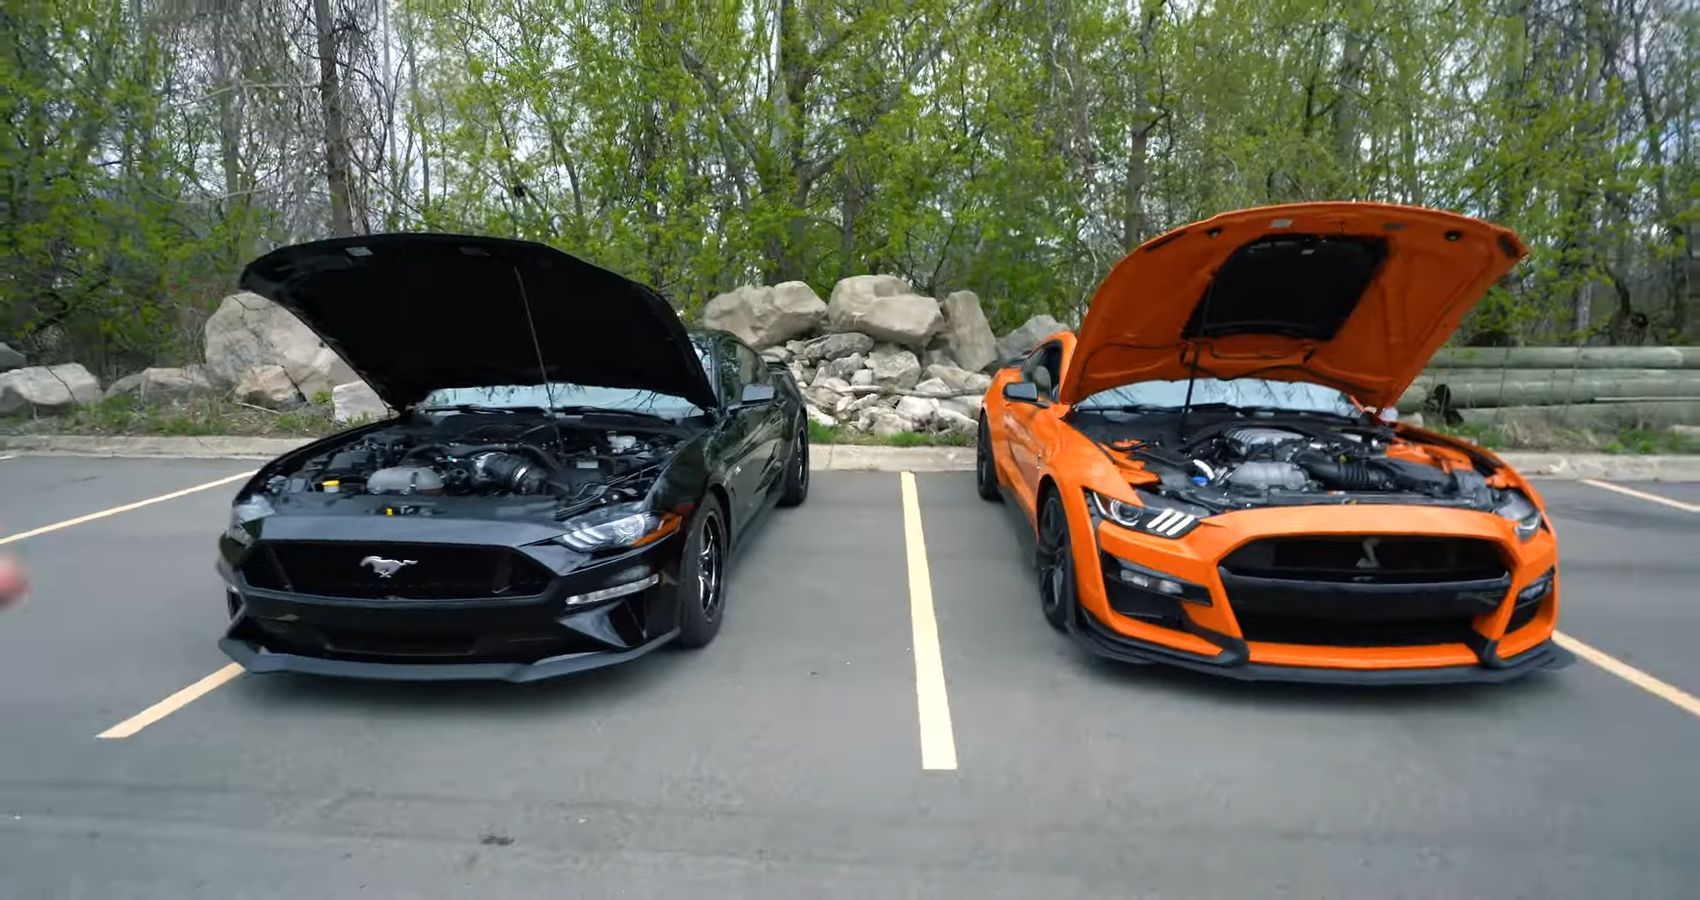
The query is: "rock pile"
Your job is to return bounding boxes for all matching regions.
[704,274,1067,436]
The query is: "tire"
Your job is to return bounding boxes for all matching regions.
[975,413,1003,502]
[674,494,729,649]
[777,421,809,507]
[1035,490,1075,632]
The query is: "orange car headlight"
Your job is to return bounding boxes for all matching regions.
[1492,490,1544,541]
[1087,489,1207,539]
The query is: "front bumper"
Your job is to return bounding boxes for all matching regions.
[1070,497,1573,684]
[1069,604,1574,684]
[217,525,687,683]
[219,629,677,683]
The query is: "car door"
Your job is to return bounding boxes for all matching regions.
[1001,341,1064,516]
[731,341,786,498]
[713,340,774,534]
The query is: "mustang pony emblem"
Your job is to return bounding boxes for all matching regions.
[359,556,417,578]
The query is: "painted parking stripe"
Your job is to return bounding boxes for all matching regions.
[98,663,245,739]
[0,454,16,461]
[1579,479,1700,514]
[1555,632,1700,720]
[0,471,254,546]
[899,471,958,771]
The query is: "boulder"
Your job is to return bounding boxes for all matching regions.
[799,331,876,362]
[0,364,101,415]
[332,381,390,423]
[895,395,940,425]
[785,339,810,357]
[923,348,959,370]
[935,407,977,436]
[912,377,953,398]
[824,352,866,380]
[849,369,874,387]
[761,346,792,363]
[701,281,827,349]
[827,276,944,348]
[806,406,838,429]
[791,361,816,385]
[0,343,24,372]
[294,346,358,400]
[867,345,922,391]
[845,393,889,415]
[103,366,218,403]
[942,395,984,419]
[860,407,915,438]
[203,291,328,388]
[940,290,999,372]
[812,374,853,395]
[234,365,300,408]
[996,314,1067,360]
[803,384,845,412]
[922,363,992,394]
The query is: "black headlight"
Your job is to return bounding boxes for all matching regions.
[1087,489,1208,539]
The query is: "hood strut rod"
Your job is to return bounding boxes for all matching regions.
[512,265,567,450]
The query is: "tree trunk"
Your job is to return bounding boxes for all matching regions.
[1123,123,1148,251]
[313,0,355,237]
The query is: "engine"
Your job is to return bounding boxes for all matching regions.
[263,413,678,507]
[1117,422,1493,509]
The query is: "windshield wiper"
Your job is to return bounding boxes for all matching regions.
[418,403,551,415]
[547,405,681,425]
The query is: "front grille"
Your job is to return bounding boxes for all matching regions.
[240,541,553,599]
[1221,536,1509,648]
[1231,612,1474,647]
[1221,536,1507,584]
[240,619,610,663]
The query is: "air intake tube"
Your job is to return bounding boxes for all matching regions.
[469,451,550,495]
[1292,451,1396,492]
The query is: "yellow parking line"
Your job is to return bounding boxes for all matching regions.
[899,471,958,771]
[0,471,255,546]
[1554,631,1700,720]
[97,663,245,739]
[1579,479,1700,514]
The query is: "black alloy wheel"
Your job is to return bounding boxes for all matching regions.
[675,495,728,648]
[779,423,809,506]
[1036,491,1074,632]
[975,413,1002,502]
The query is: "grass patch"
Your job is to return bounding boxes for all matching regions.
[1431,418,1697,454]
[0,394,345,438]
[807,418,972,447]
[1602,427,1700,455]
[1432,421,1505,450]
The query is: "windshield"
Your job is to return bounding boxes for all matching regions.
[1074,377,1361,417]
[421,344,712,418]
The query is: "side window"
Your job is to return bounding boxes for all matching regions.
[1021,343,1062,400]
[734,345,768,388]
[715,340,740,400]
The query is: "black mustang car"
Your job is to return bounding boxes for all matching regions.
[216,234,810,681]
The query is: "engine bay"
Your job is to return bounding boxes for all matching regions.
[1076,411,1502,513]
[258,412,682,515]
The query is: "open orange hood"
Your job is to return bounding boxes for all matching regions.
[1057,203,1526,409]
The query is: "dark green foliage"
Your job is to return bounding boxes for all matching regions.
[3,0,1694,378]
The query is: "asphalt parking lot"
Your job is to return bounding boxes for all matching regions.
[1,453,1697,899]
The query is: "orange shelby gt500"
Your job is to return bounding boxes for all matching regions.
[976,202,1572,683]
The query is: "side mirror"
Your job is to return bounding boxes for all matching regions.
[1003,382,1041,404]
[739,383,778,406]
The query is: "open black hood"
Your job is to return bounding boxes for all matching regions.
[239,234,718,411]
